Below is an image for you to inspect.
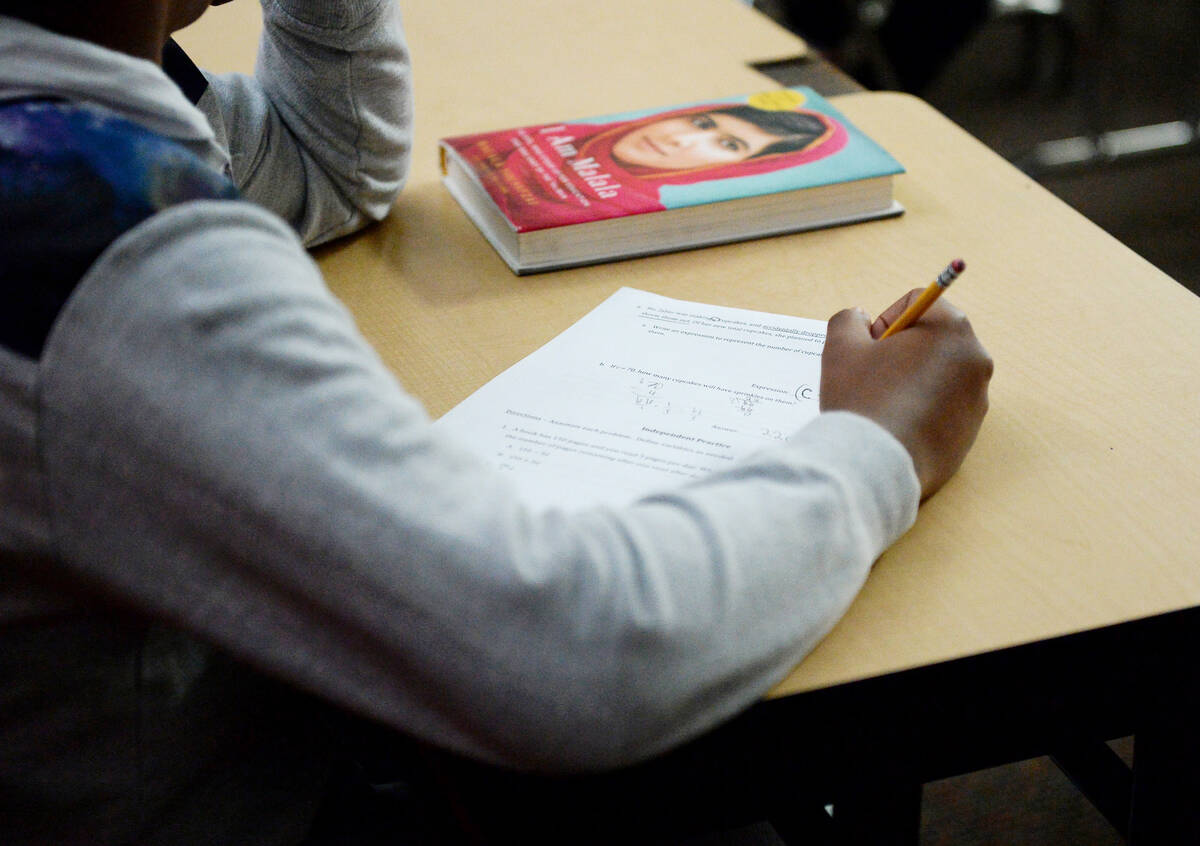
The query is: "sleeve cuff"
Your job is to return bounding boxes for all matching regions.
[789,410,921,547]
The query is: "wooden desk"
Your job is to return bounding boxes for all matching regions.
[180,2,1200,842]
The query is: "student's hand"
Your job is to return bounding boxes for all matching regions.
[820,290,993,500]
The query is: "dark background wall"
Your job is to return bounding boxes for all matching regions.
[759,0,1200,299]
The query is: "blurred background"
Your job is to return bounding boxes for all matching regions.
[753,0,1200,298]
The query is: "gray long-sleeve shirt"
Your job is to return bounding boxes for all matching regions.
[0,2,919,842]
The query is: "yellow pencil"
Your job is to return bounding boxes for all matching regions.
[879,259,966,339]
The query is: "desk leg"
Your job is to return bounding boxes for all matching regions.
[828,781,922,846]
[1129,715,1200,844]
[1050,740,1132,838]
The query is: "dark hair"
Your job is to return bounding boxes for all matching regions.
[711,105,829,157]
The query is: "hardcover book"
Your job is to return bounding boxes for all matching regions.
[439,87,904,274]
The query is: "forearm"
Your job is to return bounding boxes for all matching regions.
[200,0,412,244]
[42,207,919,772]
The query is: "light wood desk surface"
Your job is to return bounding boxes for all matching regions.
[178,1,1200,705]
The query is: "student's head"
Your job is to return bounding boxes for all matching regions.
[610,106,830,171]
[0,0,237,62]
[174,0,238,30]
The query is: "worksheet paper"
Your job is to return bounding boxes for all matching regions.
[434,287,827,510]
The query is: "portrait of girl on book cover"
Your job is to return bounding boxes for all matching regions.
[442,90,858,232]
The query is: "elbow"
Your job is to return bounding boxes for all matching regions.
[355,122,412,223]
[353,74,413,223]
[303,150,409,246]
[361,169,406,223]
[348,140,411,226]
[323,96,413,239]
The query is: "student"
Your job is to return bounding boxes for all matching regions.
[444,102,847,228]
[0,1,992,843]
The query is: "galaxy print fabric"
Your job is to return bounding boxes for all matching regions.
[0,99,238,357]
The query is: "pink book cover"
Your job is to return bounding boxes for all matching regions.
[439,88,902,233]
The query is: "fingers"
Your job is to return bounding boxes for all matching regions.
[874,291,971,340]
[829,293,973,347]
[820,292,992,500]
[825,306,873,345]
[870,288,923,339]
[820,307,877,415]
